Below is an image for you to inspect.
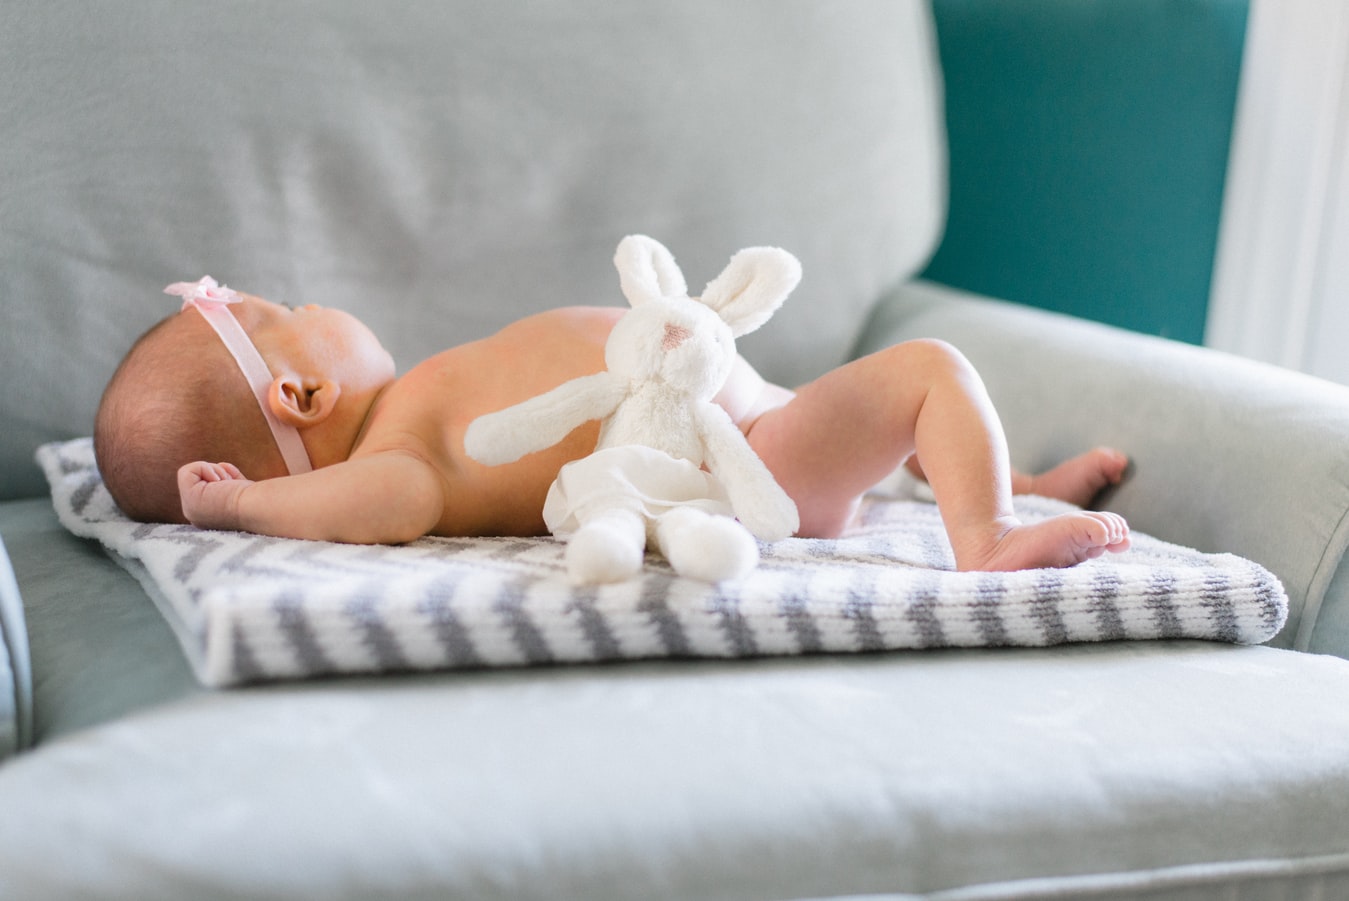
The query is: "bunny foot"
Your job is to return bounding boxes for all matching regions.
[656,507,758,583]
[565,511,646,584]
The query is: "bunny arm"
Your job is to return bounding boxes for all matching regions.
[464,371,629,466]
[694,403,799,541]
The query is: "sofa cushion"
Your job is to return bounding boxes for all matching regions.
[0,499,201,746]
[0,538,31,759]
[0,641,1346,900]
[0,0,945,501]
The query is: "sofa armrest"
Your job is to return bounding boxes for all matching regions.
[856,280,1349,657]
[0,536,33,757]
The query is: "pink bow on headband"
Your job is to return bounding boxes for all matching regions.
[164,276,240,309]
[163,275,314,476]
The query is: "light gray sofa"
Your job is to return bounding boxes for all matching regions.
[4,3,1349,899]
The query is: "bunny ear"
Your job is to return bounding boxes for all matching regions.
[614,235,688,307]
[699,247,802,337]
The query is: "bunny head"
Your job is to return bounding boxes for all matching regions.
[464,234,804,584]
[606,235,802,400]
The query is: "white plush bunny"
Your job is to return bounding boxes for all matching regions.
[464,235,801,584]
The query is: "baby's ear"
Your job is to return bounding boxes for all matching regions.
[700,247,801,337]
[270,376,341,427]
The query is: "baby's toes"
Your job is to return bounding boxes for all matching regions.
[1091,511,1131,551]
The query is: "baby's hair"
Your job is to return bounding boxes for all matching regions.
[94,312,281,522]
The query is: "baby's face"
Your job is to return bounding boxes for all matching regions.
[240,295,396,394]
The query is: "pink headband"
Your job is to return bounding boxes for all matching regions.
[165,277,313,476]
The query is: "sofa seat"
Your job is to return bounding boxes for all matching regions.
[7,492,1349,900]
[0,605,1346,900]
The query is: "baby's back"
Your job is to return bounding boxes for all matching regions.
[353,307,623,537]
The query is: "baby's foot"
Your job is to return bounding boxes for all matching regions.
[1024,447,1129,508]
[955,511,1131,572]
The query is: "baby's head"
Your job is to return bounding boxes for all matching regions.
[95,280,395,522]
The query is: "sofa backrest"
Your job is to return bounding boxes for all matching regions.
[0,1,946,502]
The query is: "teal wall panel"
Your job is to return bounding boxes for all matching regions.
[921,0,1248,343]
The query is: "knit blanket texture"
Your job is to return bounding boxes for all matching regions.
[39,438,1287,687]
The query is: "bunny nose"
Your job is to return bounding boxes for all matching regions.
[662,322,692,351]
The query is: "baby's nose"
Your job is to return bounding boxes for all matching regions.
[662,322,692,351]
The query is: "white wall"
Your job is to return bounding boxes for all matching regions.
[1207,0,1349,383]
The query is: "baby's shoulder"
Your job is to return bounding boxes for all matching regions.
[359,304,623,443]
[452,306,620,367]
[500,305,624,341]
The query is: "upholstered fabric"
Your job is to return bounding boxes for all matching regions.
[0,499,201,748]
[0,0,945,500]
[0,540,30,759]
[1,640,1346,900]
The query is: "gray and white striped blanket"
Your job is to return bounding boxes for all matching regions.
[39,438,1287,687]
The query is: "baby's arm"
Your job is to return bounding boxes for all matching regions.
[178,450,443,544]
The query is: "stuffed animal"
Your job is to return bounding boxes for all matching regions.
[464,234,801,584]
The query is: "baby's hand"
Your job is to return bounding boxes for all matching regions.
[178,461,252,531]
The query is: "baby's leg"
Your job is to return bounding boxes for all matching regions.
[746,339,1129,571]
[1016,448,1130,506]
[907,446,1130,508]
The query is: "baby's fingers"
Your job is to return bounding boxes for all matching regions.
[217,462,245,480]
[180,461,243,484]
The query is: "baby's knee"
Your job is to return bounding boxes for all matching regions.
[880,338,983,391]
[893,337,968,370]
[792,494,863,540]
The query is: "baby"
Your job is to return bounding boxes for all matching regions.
[94,276,1130,572]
